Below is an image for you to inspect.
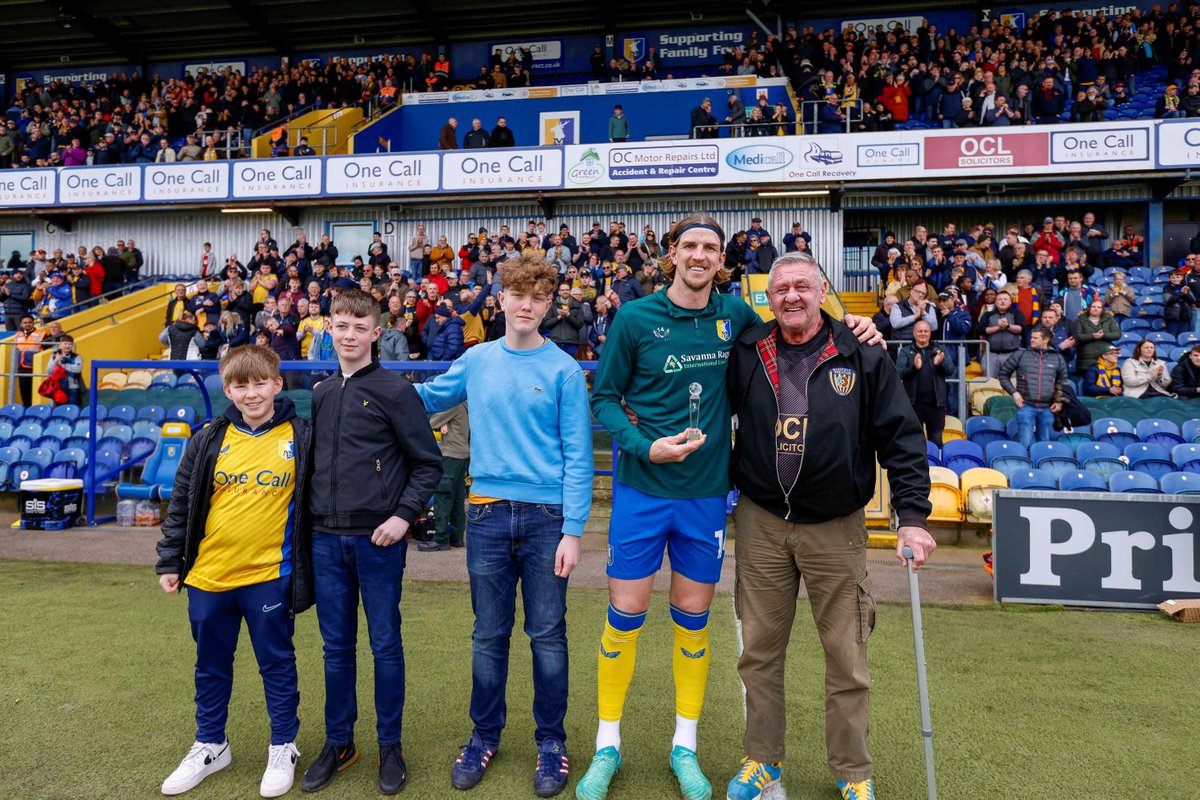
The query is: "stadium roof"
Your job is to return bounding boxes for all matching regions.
[4,0,964,70]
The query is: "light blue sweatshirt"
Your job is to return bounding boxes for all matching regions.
[415,339,594,536]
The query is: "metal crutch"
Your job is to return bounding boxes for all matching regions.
[902,545,938,800]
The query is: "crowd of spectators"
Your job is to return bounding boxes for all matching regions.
[873,210,1199,445]
[13,5,1200,165]
[165,216,813,377]
[1,239,142,325]
[783,6,1198,132]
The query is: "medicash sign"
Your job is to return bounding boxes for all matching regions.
[993,491,1200,609]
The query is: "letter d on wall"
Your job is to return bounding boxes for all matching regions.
[1019,507,1096,587]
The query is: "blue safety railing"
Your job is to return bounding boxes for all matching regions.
[84,358,614,525]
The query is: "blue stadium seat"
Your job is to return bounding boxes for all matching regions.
[926,440,941,467]
[176,374,199,388]
[1006,418,1020,439]
[32,437,60,455]
[1148,331,1176,345]
[1119,318,1150,333]
[1109,471,1161,494]
[1137,302,1164,318]
[1130,267,1153,283]
[0,445,22,466]
[1119,344,1137,358]
[1161,471,1200,495]
[203,373,224,392]
[965,415,1004,440]
[132,420,161,438]
[107,405,136,426]
[1077,442,1126,478]
[986,440,1030,470]
[1118,332,1144,346]
[13,421,43,440]
[105,424,134,445]
[0,421,13,442]
[0,403,23,423]
[62,436,88,452]
[85,448,125,491]
[116,431,191,501]
[1178,332,1200,346]
[1137,418,1184,446]
[1030,440,1077,479]
[1169,346,1191,362]
[96,436,125,455]
[22,405,52,423]
[136,405,166,424]
[49,404,80,422]
[1054,428,1093,446]
[941,440,986,475]
[43,460,78,480]
[1010,469,1057,491]
[149,374,176,390]
[8,461,42,484]
[166,406,198,426]
[80,404,108,422]
[1150,318,1167,331]
[1095,418,1139,449]
[1124,442,1175,480]
[42,422,72,441]
[124,437,157,462]
[1059,470,1107,492]
[53,448,86,469]
[72,419,94,438]
[7,435,33,455]
[1184,419,1200,443]
[1171,443,1200,472]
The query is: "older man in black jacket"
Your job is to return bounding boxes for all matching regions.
[723,251,934,800]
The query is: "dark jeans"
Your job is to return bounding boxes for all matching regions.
[433,456,468,545]
[465,500,569,747]
[312,531,408,747]
[187,575,299,745]
[913,400,946,447]
[17,366,31,406]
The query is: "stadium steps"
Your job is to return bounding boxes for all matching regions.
[840,291,878,318]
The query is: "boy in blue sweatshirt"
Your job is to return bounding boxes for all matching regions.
[416,252,594,798]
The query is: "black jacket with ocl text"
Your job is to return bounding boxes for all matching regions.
[309,361,443,533]
[727,313,931,529]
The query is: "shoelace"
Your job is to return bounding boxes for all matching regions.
[182,742,217,769]
[729,762,758,786]
[267,744,296,771]
[842,780,873,799]
[459,741,486,768]
[536,750,565,779]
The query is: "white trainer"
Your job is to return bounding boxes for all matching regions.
[161,741,232,795]
[260,742,300,798]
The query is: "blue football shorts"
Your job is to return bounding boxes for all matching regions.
[606,479,728,584]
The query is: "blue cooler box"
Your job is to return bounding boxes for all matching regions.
[19,479,83,530]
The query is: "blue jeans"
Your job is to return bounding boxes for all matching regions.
[1016,405,1055,449]
[466,500,569,747]
[187,575,299,745]
[409,258,424,280]
[312,532,408,747]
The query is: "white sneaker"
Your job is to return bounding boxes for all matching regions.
[260,742,300,798]
[161,741,231,795]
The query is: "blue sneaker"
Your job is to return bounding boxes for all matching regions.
[836,778,876,800]
[451,733,496,790]
[726,757,782,800]
[534,738,569,798]
[670,745,712,800]
[575,746,622,800]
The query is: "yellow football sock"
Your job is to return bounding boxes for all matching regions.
[671,605,711,720]
[597,605,645,722]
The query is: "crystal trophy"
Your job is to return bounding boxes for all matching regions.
[687,382,702,441]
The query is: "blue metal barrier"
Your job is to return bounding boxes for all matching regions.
[85,358,614,525]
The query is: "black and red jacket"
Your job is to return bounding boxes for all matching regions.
[726,312,932,529]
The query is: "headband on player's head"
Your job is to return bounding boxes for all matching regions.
[675,224,725,246]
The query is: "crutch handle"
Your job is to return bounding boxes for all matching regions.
[902,545,914,560]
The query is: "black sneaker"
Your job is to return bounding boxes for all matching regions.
[533,738,569,798]
[379,744,408,794]
[418,540,451,552]
[301,741,358,792]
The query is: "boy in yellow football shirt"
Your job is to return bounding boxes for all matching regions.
[155,346,314,798]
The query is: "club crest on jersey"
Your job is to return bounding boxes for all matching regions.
[715,319,732,342]
[278,440,295,460]
[829,368,857,396]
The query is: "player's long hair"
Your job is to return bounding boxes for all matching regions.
[660,213,732,286]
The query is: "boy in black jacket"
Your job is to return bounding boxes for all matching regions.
[155,345,313,798]
[301,289,443,796]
